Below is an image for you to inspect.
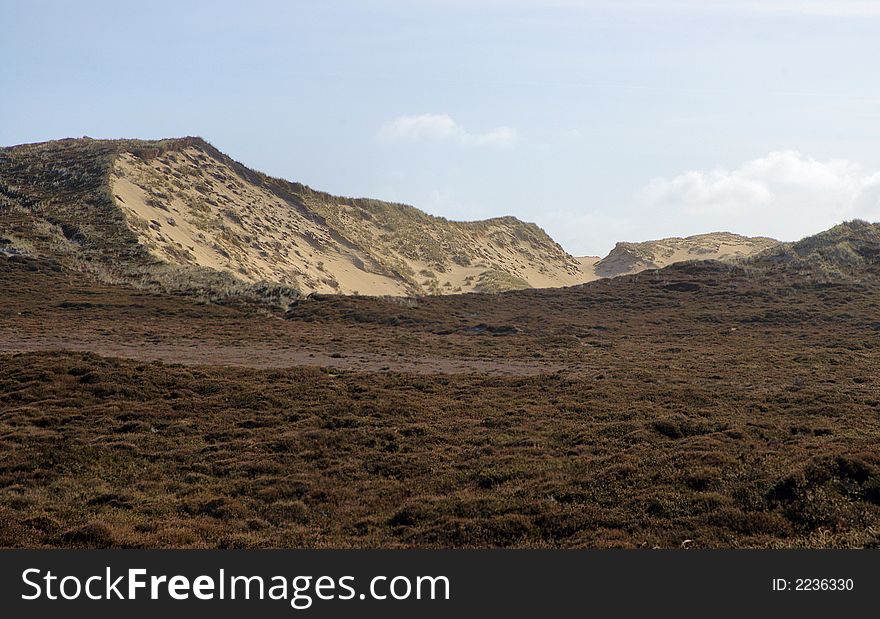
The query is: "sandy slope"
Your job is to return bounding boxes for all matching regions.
[111,149,409,296]
[110,144,586,295]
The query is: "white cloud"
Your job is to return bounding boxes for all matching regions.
[378,114,518,147]
[639,151,880,241]
[641,169,772,213]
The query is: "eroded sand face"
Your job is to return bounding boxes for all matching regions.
[111,149,408,295]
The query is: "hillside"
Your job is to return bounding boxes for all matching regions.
[748,220,880,279]
[592,232,779,278]
[0,137,586,299]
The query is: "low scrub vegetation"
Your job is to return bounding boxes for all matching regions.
[1,350,879,549]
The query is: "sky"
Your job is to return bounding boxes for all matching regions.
[3,0,880,256]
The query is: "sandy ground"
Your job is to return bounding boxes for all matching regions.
[0,331,563,375]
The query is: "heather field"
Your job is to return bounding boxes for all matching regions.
[3,249,880,548]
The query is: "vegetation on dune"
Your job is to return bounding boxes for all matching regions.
[749,220,880,279]
[473,269,531,293]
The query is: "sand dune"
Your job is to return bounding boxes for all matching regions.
[109,141,586,295]
[4,137,779,299]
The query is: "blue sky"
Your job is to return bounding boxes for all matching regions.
[3,1,880,255]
